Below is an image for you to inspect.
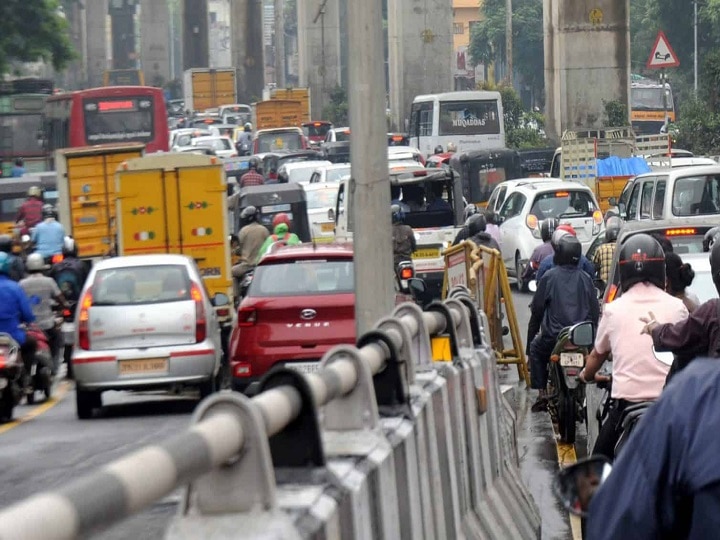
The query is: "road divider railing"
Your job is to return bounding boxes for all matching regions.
[0,289,540,540]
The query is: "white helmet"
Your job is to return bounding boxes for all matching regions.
[26,253,48,272]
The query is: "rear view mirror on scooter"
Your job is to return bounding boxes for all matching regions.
[652,346,674,367]
[568,321,595,348]
[553,456,612,517]
[528,280,538,293]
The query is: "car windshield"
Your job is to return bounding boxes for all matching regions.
[394,180,456,228]
[92,265,191,306]
[530,190,597,219]
[326,166,351,181]
[196,138,230,151]
[672,175,720,216]
[256,131,303,152]
[307,187,339,209]
[250,260,353,296]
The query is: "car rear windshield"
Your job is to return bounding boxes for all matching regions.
[334,130,351,142]
[256,131,303,153]
[250,260,353,296]
[530,190,597,219]
[92,265,191,306]
[672,175,720,216]
[303,123,331,138]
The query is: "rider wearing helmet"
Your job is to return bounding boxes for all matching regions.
[0,251,37,376]
[237,123,254,156]
[433,145,444,155]
[49,236,89,303]
[452,204,479,245]
[16,186,44,234]
[642,239,720,382]
[535,225,596,282]
[0,234,25,281]
[256,213,301,261]
[231,206,270,287]
[592,215,622,284]
[580,234,688,460]
[528,234,599,412]
[240,157,265,188]
[31,204,66,261]
[522,218,559,285]
[446,142,457,153]
[467,213,500,251]
[391,204,416,267]
[20,252,69,374]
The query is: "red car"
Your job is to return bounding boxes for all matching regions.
[229,243,356,394]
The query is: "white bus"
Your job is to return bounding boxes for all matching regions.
[408,91,505,157]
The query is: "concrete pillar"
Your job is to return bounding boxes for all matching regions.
[183,0,210,69]
[230,0,265,103]
[388,0,453,132]
[543,0,630,142]
[297,0,342,119]
[140,0,171,86]
[86,0,109,87]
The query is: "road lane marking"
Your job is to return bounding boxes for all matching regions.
[0,380,71,435]
[556,440,584,540]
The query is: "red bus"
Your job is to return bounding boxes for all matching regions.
[43,86,169,155]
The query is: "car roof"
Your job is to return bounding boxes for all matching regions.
[303,182,339,192]
[194,135,230,141]
[648,157,718,169]
[280,160,333,171]
[511,179,592,193]
[259,242,354,264]
[634,164,720,180]
[91,254,194,271]
[256,127,303,135]
[492,177,556,190]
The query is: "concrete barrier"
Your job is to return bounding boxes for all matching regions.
[0,290,540,540]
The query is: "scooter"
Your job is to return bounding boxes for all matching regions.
[547,321,595,444]
[0,333,23,421]
[23,324,53,404]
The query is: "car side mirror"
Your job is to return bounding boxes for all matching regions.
[553,456,612,517]
[568,321,595,348]
[528,280,537,293]
[212,293,230,307]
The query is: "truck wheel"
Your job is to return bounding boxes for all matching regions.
[515,254,527,292]
[76,388,101,419]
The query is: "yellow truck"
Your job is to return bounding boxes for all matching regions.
[55,143,146,260]
[269,87,311,124]
[252,99,303,130]
[183,68,237,113]
[114,153,233,307]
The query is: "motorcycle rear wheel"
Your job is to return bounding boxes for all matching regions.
[0,387,14,421]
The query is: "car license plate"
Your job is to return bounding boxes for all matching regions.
[119,358,169,376]
[412,248,440,259]
[320,222,334,232]
[560,352,584,368]
[286,362,321,375]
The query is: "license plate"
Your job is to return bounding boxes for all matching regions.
[320,222,334,232]
[286,362,321,375]
[119,358,169,376]
[560,352,584,368]
[412,248,440,259]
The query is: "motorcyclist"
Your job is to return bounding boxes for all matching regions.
[592,215,622,285]
[31,204,66,261]
[536,225,595,282]
[391,204,417,267]
[20,253,69,374]
[0,252,37,378]
[467,214,500,251]
[256,213,301,261]
[451,204,480,245]
[522,218,558,284]
[49,237,88,303]
[11,158,26,177]
[231,206,270,289]
[446,142,457,153]
[15,186,44,235]
[528,234,599,412]
[433,145,444,155]
[485,210,502,248]
[391,185,411,215]
[426,183,452,212]
[239,157,265,188]
[0,234,25,282]
[237,123,253,155]
[580,234,688,460]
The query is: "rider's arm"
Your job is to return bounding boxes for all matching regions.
[581,256,596,279]
[581,305,611,381]
[526,276,548,349]
[650,300,712,355]
[16,288,35,324]
[50,279,69,310]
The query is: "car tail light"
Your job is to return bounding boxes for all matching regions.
[216,307,230,317]
[665,227,697,236]
[400,266,414,280]
[233,363,252,377]
[191,283,206,343]
[237,308,257,327]
[78,289,93,350]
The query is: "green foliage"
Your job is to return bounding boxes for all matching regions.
[481,83,548,149]
[0,0,76,76]
[675,98,720,154]
[603,100,629,127]
[322,86,349,126]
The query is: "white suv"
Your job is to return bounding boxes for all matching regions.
[485,177,556,215]
[497,180,604,289]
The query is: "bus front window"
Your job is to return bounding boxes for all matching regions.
[438,100,500,136]
[83,97,155,145]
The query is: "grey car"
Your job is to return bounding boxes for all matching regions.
[72,255,223,418]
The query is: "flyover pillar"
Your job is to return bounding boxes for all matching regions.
[140,0,171,86]
[86,0,109,87]
[230,0,266,103]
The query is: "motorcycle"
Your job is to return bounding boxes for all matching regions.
[547,321,595,444]
[23,324,53,404]
[0,333,23,421]
[395,260,415,294]
[237,270,255,305]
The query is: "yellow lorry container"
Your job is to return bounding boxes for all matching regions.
[183,68,237,112]
[269,87,311,124]
[55,143,145,260]
[252,99,303,130]
[114,153,233,303]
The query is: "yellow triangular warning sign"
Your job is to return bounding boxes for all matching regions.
[647,31,680,69]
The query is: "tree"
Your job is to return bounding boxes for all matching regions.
[0,0,75,76]
[482,83,548,149]
[322,86,349,126]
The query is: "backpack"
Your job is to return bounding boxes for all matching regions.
[53,265,83,302]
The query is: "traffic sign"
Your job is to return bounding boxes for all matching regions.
[646,31,680,69]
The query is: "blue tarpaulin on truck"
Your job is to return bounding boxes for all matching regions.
[597,156,652,177]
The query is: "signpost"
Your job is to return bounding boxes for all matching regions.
[646,31,680,133]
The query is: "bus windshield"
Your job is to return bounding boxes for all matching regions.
[438,100,500,136]
[83,96,155,145]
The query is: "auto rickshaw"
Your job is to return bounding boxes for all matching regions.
[229,183,312,242]
[449,148,523,207]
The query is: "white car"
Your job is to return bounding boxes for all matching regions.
[278,160,333,184]
[497,180,604,290]
[485,177,557,215]
[170,127,209,150]
[191,136,237,159]
[324,127,351,143]
[304,183,340,242]
[388,145,424,165]
[308,163,351,183]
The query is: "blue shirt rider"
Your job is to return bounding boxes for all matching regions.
[31,205,66,259]
[0,252,35,347]
[11,158,26,178]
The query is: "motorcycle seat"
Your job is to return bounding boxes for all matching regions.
[619,401,654,430]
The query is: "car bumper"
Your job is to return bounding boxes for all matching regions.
[231,350,330,395]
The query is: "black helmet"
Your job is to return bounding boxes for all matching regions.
[540,218,559,243]
[0,234,12,254]
[278,169,289,183]
[434,145,444,154]
[710,240,720,295]
[240,205,258,224]
[605,216,622,242]
[248,156,260,170]
[42,204,56,219]
[463,203,479,222]
[553,234,582,266]
[617,233,666,292]
[467,214,487,236]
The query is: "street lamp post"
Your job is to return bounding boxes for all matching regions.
[694,0,698,95]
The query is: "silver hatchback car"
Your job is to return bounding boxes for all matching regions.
[72,255,223,419]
